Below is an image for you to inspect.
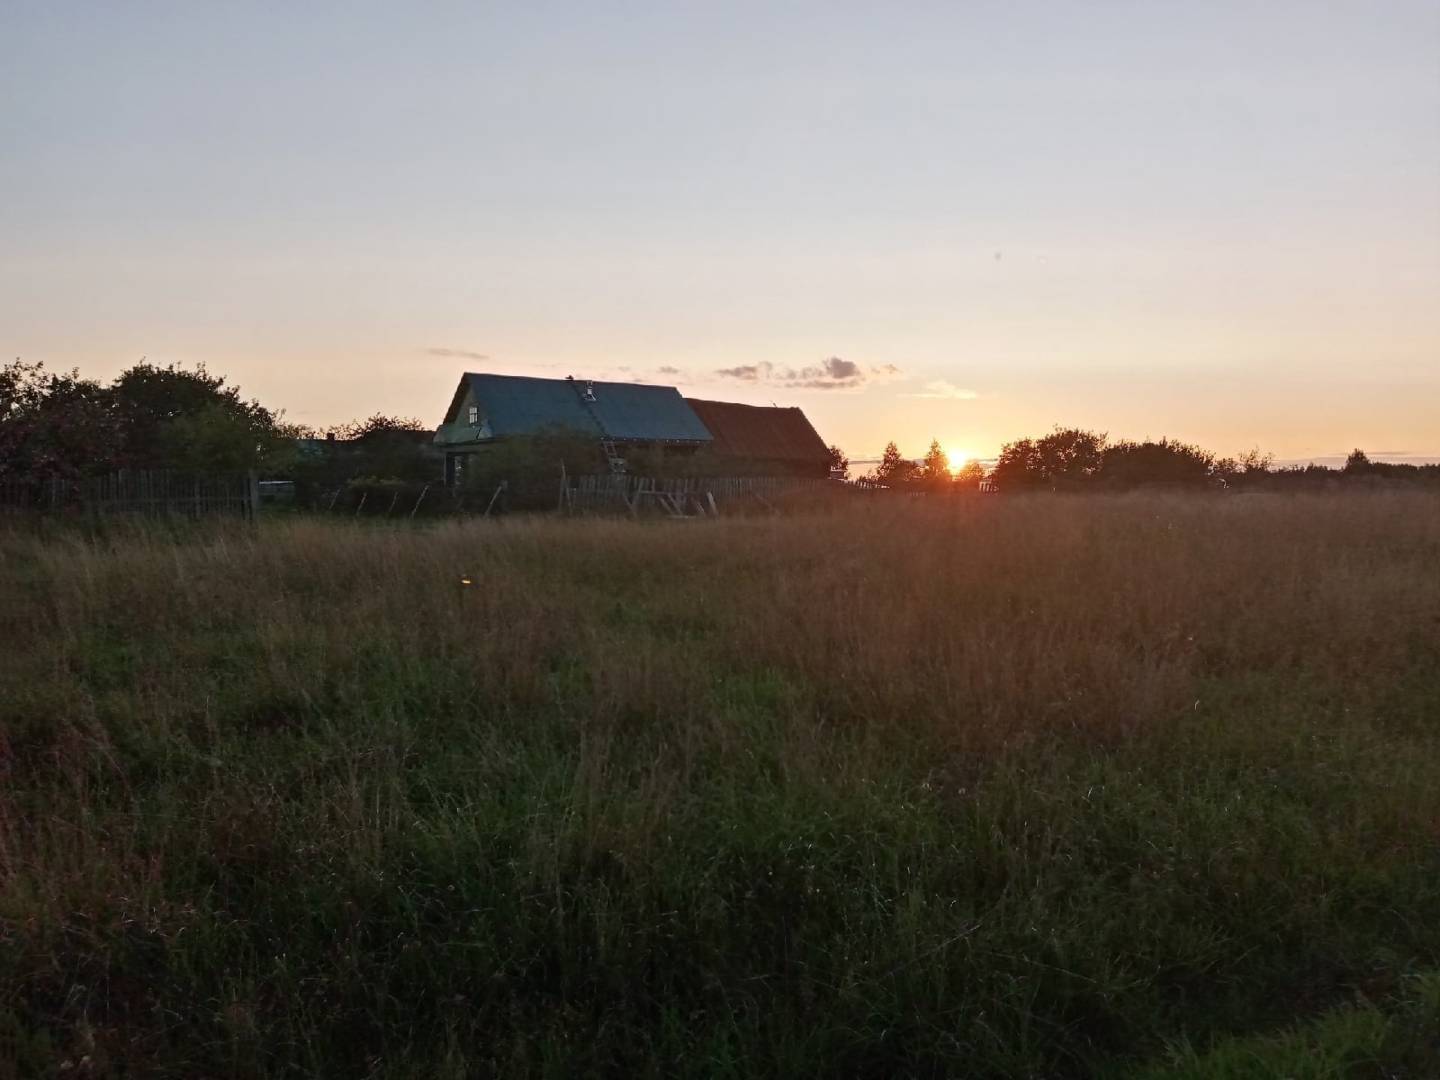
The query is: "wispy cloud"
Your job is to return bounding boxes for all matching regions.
[657,365,682,375]
[902,380,979,400]
[425,347,489,361]
[714,356,892,391]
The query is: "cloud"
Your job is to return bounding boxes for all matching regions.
[657,365,682,375]
[713,356,888,390]
[716,363,768,381]
[426,347,489,361]
[901,380,980,400]
[824,357,860,380]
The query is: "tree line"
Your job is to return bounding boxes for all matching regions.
[0,358,436,482]
[6,360,1436,497]
[845,429,1439,491]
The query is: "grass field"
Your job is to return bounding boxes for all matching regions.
[3,493,1440,1077]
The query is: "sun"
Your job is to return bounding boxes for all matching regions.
[944,447,970,471]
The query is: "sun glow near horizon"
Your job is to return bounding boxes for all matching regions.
[944,447,972,472]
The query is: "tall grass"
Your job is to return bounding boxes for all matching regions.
[3,493,1439,1076]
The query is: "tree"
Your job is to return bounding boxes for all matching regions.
[1214,447,1274,488]
[1238,447,1274,475]
[0,360,118,480]
[328,414,429,441]
[990,437,1043,491]
[1099,439,1215,489]
[920,439,950,488]
[990,428,1106,491]
[110,362,284,472]
[1036,427,1106,485]
[1,359,296,480]
[874,441,919,487]
[1344,449,1372,475]
[953,459,987,487]
[827,444,849,479]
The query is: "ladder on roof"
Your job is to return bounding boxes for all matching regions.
[568,376,627,474]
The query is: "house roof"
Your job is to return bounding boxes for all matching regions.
[684,399,830,463]
[448,373,712,443]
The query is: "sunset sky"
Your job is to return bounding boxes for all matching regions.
[4,2,1437,464]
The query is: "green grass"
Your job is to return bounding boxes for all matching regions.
[2,494,1439,1076]
[1129,973,1440,1079]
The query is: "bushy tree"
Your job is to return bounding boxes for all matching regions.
[1,359,293,481]
[111,362,283,471]
[827,444,849,479]
[339,415,436,482]
[1037,427,1106,485]
[1099,438,1216,489]
[990,437,1041,491]
[991,428,1106,491]
[0,360,116,480]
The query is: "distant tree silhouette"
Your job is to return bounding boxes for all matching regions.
[920,439,950,488]
[953,459,987,487]
[1099,438,1215,489]
[1238,447,1274,474]
[874,441,919,487]
[990,437,1042,490]
[1037,428,1106,485]
[992,428,1106,490]
[1213,447,1274,488]
[328,413,429,441]
[983,427,1438,494]
[827,444,850,479]
[1344,449,1372,474]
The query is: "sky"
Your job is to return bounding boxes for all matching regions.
[3,1,1438,465]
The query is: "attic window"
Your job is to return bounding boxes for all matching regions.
[467,406,479,425]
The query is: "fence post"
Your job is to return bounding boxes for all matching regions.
[248,471,260,520]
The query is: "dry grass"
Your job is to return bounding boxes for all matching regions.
[3,492,1439,1076]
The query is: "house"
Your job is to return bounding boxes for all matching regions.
[434,373,713,484]
[683,399,832,478]
[433,372,836,486]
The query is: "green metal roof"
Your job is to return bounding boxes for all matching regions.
[460,374,712,443]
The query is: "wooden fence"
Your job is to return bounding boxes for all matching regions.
[0,470,259,518]
[565,473,1000,515]
[565,474,866,515]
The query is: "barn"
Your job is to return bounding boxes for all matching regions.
[683,398,832,478]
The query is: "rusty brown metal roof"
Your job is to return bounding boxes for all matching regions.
[684,399,830,464]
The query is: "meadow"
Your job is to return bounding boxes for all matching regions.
[3,492,1439,1077]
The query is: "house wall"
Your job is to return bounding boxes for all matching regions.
[435,383,493,446]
